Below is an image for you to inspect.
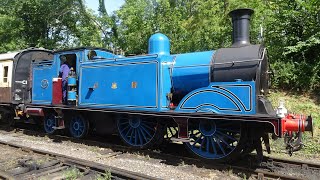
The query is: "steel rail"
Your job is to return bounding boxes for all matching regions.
[265,156,320,169]
[0,139,159,180]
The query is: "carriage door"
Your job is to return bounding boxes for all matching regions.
[0,61,13,102]
[32,59,58,104]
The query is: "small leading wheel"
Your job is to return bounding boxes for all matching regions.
[44,114,56,134]
[185,119,242,161]
[69,115,89,138]
[117,115,162,148]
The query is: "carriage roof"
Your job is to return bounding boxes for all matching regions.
[54,47,113,53]
[0,52,19,61]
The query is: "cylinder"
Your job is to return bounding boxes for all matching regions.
[148,33,170,55]
[229,8,254,47]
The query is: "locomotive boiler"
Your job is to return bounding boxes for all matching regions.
[0,8,313,161]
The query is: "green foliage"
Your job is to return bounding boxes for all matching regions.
[0,1,26,52]
[114,0,155,54]
[0,0,107,52]
[64,167,84,180]
[95,169,112,180]
[114,0,233,54]
[265,0,320,92]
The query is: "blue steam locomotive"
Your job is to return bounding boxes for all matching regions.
[0,9,313,161]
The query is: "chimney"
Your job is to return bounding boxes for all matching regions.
[229,8,254,47]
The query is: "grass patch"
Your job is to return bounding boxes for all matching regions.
[63,167,83,180]
[268,90,320,155]
[95,169,112,180]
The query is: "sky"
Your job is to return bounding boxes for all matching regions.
[86,0,125,15]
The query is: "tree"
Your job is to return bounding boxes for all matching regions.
[265,0,320,91]
[0,0,104,52]
[114,0,155,54]
[98,0,107,15]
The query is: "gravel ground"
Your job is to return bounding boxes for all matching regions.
[0,145,30,171]
[0,145,54,172]
[0,131,241,180]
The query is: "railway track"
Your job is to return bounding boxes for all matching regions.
[256,156,320,180]
[0,127,319,180]
[0,137,158,180]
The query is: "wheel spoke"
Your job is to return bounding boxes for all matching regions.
[206,137,210,152]
[200,136,205,151]
[79,128,84,133]
[216,131,238,142]
[140,125,153,138]
[214,135,226,155]
[139,128,148,143]
[125,127,133,137]
[134,128,138,145]
[129,128,135,143]
[216,134,233,149]
[141,123,155,132]
[120,124,130,134]
[137,128,144,145]
[210,137,217,155]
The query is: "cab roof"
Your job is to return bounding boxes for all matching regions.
[54,47,113,53]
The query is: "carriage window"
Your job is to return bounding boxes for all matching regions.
[3,66,8,83]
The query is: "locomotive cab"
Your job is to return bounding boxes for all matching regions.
[31,47,116,105]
